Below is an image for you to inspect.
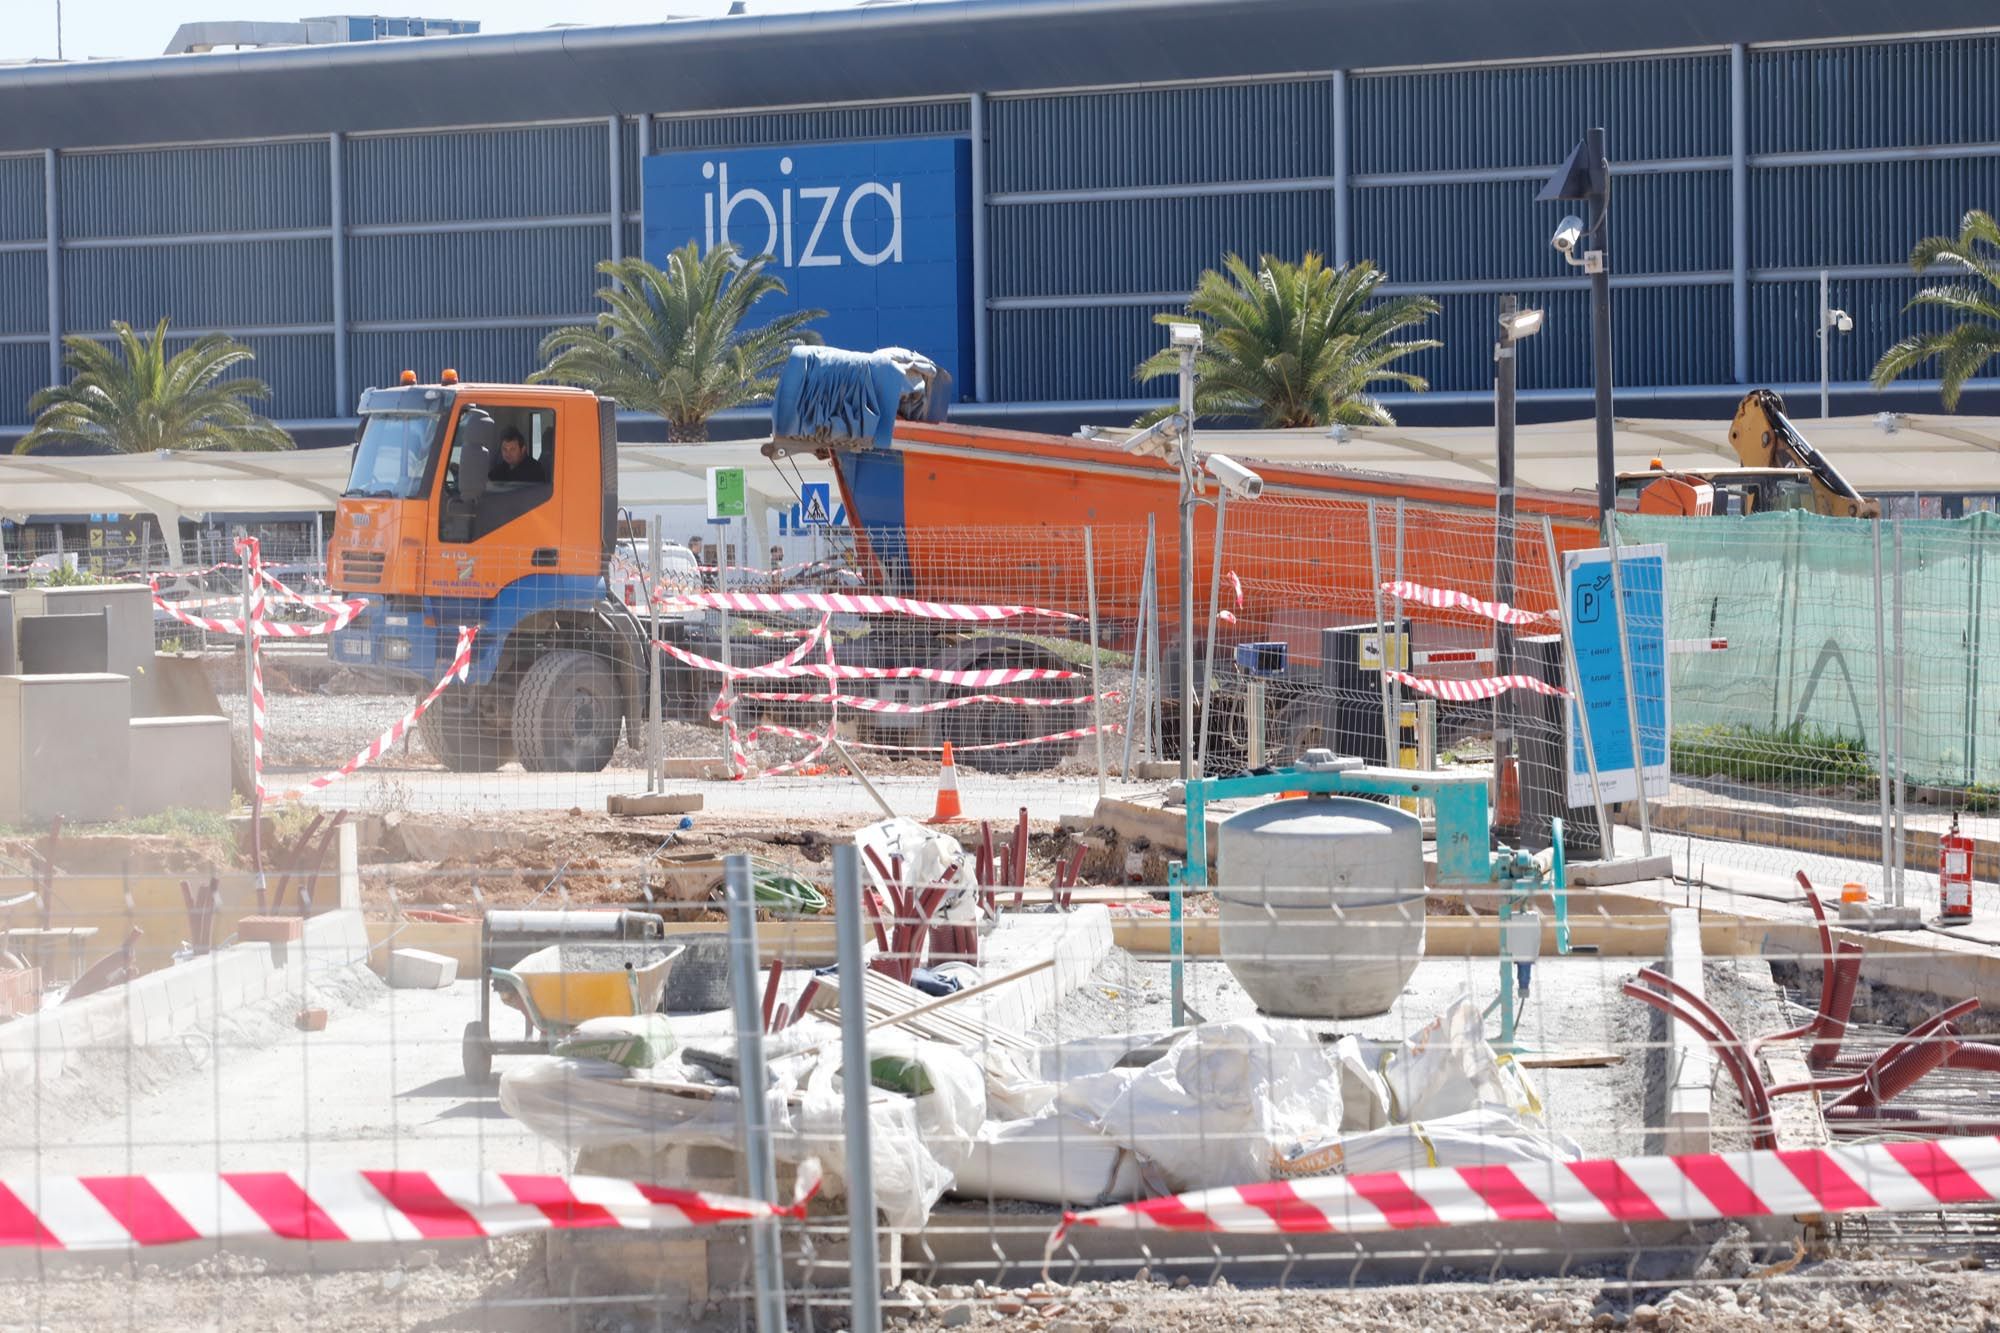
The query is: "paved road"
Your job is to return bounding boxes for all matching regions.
[296,764,1155,823]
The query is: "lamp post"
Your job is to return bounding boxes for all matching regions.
[1540,127,1614,539]
[1818,268,1853,419]
[1494,295,1543,832]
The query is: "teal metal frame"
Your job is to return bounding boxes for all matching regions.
[1170,760,1569,1050]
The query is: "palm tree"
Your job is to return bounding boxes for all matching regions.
[531,241,824,441]
[1134,253,1441,428]
[17,319,293,454]
[1871,209,2000,410]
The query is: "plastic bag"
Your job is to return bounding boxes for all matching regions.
[952,1112,1142,1207]
[1379,993,1543,1123]
[1275,1107,1583,1179]
[1089,1017,1345,1194]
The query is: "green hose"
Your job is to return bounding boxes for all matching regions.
[752,860,827,915]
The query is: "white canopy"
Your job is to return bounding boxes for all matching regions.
[0,441,835,564]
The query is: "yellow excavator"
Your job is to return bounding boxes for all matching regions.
[1617,389,1880,519]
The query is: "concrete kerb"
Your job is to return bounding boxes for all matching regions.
[1661,908,1713,1154]
[0,908,371,1083]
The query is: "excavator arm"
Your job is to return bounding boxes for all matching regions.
[1726,389,1880,518]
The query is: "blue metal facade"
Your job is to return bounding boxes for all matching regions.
[5,26,2000,433]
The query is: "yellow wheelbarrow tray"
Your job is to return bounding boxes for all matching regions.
[463,942,684,1082]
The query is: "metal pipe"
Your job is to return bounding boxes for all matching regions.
[329,132,348,412]
[1147,515,1164,762]
[241,547,266,893]
[725,854,785,1333]
[1085,525,1106,798]
[970,92,991,403]
[718,517,735,768]
[1541,517,1614,856]
[607,116,625,266]
[1872,521,1893,895]
[648,525,663,793]
[1366,499,1397,768]
[1331,69,1350,267]
[1178,345,1197,782]
[1601,517,1654,856]
[832,844,882,1333]
[1495,297,1519,825]
[1819,268,1831,419]
[1197,491,1227,775]
[1729,44,1749,386]
[1586,126,1616,538]
[1892,518,1907,905]
[42,148,59,387]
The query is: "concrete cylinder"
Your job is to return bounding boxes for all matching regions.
[1215,795,1426,1018]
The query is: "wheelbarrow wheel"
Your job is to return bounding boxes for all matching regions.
[462,1019,493,1084]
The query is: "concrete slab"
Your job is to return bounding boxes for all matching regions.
[11,584,156,714]
[129,713,232,815]
[388,947,459,988]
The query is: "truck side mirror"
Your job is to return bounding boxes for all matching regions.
[456,409,496,504]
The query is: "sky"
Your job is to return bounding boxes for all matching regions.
[0,0,864,64]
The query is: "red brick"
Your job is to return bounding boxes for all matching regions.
[295,1008,328,1032]
[237,916,304,944]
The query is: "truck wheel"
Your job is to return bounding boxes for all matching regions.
[513,649,623,772]
[416,696,509,772]
[939,641,1086,775]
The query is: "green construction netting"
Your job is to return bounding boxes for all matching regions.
[1616,511,2000,789]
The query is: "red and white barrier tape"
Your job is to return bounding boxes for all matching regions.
[1386,670,1570,702]
[0,1164,818,1251]
[654,590,1081,622]
[1669,637,1731,654]
[150,560,365,637]
[754,720,1121,755]
[241,538,269,798]
[271,626,478,799]
[1053,1136,2000,1249]
[657,637,1080,687]
[734,688,1117,714]
[655,617,831,681]
[1379,580,1557,627]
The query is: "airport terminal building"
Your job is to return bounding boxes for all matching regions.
[2,0,1999,441]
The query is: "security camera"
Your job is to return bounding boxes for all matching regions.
[1203,452,1264,500]
[1832,310,1854,334]
[1551,215,1584,255]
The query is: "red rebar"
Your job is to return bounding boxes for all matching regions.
[760,959,785,1033]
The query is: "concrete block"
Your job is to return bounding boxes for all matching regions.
[1661,908,1712,1154]
[606,792,704,817]
[0,673,132,823]
[128,715,232,816]
[1567,854,1674,888]
[387,948,458,989]
[237,916,306,944]
[12,585,157,715]
[661,758,733,781]
[296,1007,328,1032]
[0,965,40,1020]
[305,908,371,967]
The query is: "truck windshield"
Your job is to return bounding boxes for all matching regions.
[345,412,442,499]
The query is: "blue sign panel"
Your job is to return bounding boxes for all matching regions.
[643,138,974,393]
[1562,543,1670,806]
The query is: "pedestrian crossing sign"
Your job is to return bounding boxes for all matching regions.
[800,483,832,528]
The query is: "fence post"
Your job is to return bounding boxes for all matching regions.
[725,854,785,1333]
[1122,522,1154,779]
[832,844,882,1333]
[1872,522,1893,895]
[648,526,664,794]
[1366,500,1397,768]
[1601,518,1654,858]
[1085,526,1106,798]
[1145,515,1164,763]
[1892,518,1908,906]
[718,519,735,768]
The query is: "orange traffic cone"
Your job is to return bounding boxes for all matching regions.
[928,741,964,823]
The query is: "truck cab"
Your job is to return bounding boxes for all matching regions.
[327,373,644,772]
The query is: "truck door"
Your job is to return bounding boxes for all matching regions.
[430,401,562,595]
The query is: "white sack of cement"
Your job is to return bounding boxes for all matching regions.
[855,816,976,913]
[1082,1016,1347,1194]
[1376,992,1545,1123]
[1272,1106,1582,1180]
[951,1111,1143,1206]
[1329,1034,1392,1132]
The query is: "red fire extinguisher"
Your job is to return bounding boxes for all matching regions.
[1940,811,1975,920]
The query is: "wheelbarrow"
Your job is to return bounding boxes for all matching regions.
[463,941,684,1082]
